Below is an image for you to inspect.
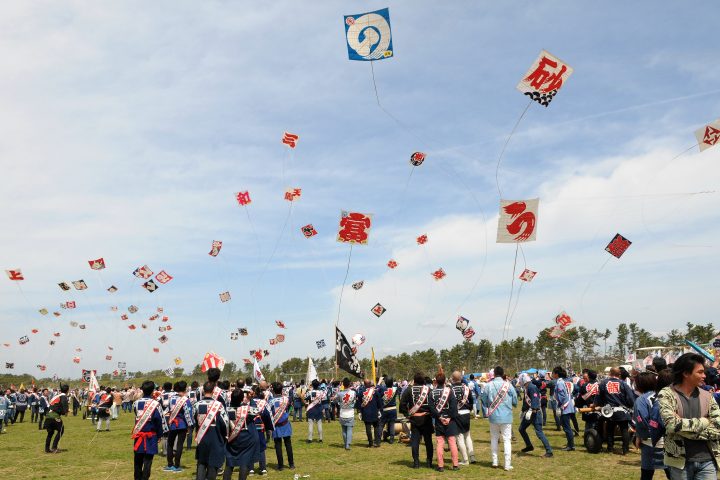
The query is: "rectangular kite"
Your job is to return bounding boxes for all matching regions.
[497,199,539,243]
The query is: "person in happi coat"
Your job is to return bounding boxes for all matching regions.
[450,371,476,464]
[96,387,114,431]
[164,381,193,473]
[399,372,436,469]
[44,384,69,453]
[224,389,259,480]
[598,366,636,454]
[337,378,357,450]
[70,389,80,416]
[378,377,400,444]
[269,381,295,470]
[357,379,382,448]
[304,379,324,442]
[132,381,167,480]
[0,391,8,433]
[29,387,39,424]
[518,373,553,458]
[38,388,49,431]
[248,385,274,475]
[159,381,175,455]
[195,381,229,480]
[186,380,200,450]
[431,371,460,472]
[481,366,518,470]
[552,366,578,452]
[14,388,28,423]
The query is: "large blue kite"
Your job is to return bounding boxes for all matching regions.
[344,8,393,61]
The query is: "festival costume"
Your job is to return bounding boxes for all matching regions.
[519,381,552,454]
[250,396,274,473]
[598,377,635,454]
[481,377,518,469]
[399,384,435,468]
[269,395,294,469]
[338,389,357,449]
[38,394,49,430]
[553,377,577,450]
[431,385,459,469]
[45,392,68,453]
[194,397,229,478]
[132,397,167,480]
[166,394,193,469]
[96,392,113,430]
[304,389,324,441]
[223,404,258,480]
[357,385,382,447]
[451,382,476,463]
[378,384,399,443]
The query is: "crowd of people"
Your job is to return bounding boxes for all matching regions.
[1,351,720,480]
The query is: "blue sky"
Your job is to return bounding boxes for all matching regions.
[1,1,719,377]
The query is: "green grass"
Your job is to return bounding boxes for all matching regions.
[0,411,640,479]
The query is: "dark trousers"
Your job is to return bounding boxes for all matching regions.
[31,406,38,423]
[274,436,294,468]
[560,413,575,448]
[166,429,187,467]
[38,413,45,430]
[134,452,154,480]
[410,420,434,462]
[518,411,552,453]
[45,419,64,452]
[222,466,249,480]
[197,463,218,480]
[380,412,396,443]
[607,420,629,453]
[15,409,26,423]
[570,412,580,432]
[364,421,380,446]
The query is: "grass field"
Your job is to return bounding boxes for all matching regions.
[0,411,641,479]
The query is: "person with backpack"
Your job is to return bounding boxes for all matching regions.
[658,353,720,480]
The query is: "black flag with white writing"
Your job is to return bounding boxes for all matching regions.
[335,326,362,378]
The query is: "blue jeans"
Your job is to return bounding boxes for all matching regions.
[560,413,574,448]
[341,425,353,448]
[518,411,552,453]
[669,461,717,480]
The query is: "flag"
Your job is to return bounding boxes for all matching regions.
[371,348,377,385]
[89,370,100,391]
[253,358,265,383]
[305,356,318,386]
[335,326,362,378]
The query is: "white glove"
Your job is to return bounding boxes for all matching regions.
[555,408,562,417]
[524,410,532,421]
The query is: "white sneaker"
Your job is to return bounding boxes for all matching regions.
[505,465,514,471]
[458,461,469,466]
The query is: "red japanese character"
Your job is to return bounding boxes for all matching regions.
[337,212,372,245]
[525,56,567,93]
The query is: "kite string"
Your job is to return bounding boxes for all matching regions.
[335,244,353,328]
[506,244,529,330]
[578,256,612,315]
[495,99,532,198]
[501,242,520,342]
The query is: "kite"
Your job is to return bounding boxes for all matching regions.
[497,199,539,243]
[118,362,126,368]
[112,370,120,377]
[371,303,386,318]
[142,280,158,293]
[162,316,169,322]
[76,348,82,352]
[352,333,366,346]
[301,224,318,238]
[316,339,326,349]
[344,8,393,61]
[605,233,632,259]
[282,132,299,149]
[387,259,398,269]
[163,367,174,377]
[107,285,118,293]
[250,349,263,361]
[351,281,364,290]
[107,346,114,351]
[548,325,564,338]
[141,324,147,329]
[5,363,14,369]
[105,355,112,361]
[164,325,172,331]
[230,332,238,340]
[39,308,48,315]
[53,332,61,337]
[157,307,164,313]
[695,119,720,152]
[519,269,537,282]
[275,334,285,343]
[337,211,372,245]
[72,280,88,290]
[155,271,173,284]
[462,327,476,341]
[58,282,71,291]
[554,311,573,329]
[201,352,225,372]
[262,349,270,357]
[517,50,573,107]
[235,191,251,206]
[128,324,136,330]
[31,329,39,334]
[208,241,222,257]
[2,343,9,347]
[152,348,160,353]
[174,357,182,366]
[19,336,29,345]
[410,152,426,167]
[49,340,55,345]
[275,320,286,329]
[416,234,428,245]
[65,301,76,309]
[219,291,231,303]
[53,312,61,317]
[69,321,78,327]
[269,338,277,346]
[432,268,446,281]
[111,306,118,311]
[159,326,167,332]
[79,324,86,329]
[5,269,24,281]
[88,258,106,270]
[239,328,248,336]
[73,357,81,364]
[284,188,302,202]
[128,305,138,313]
[149,314,159,321]
[456,316,470,332]
[121,314,128,321]
[133,265,153,279]
[158,335,169,344]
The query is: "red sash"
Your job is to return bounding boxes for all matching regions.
[132,399,159,436]
[435,387,451,412]
[212,387,223,402]
[272,397,289,425]
[307,391,324,412]
[582,382,599,401]
[409,386,429,416]
[168,397,187,427]
[227,405,250,443]
[195,401,222,444]
[361,387,376,408]
[487,381,510,417]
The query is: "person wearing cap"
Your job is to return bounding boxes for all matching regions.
[518,373,553,458]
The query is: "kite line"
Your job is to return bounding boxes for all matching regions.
[495,99,533,197]
[335,244,353,327]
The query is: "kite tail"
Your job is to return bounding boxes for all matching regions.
[495,99,532,198]
[335,244,353,327]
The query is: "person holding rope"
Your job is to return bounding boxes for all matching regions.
[44,384,69,453]
[399,372,436,469]
[481,366,518,470]
[131,380,167,480]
